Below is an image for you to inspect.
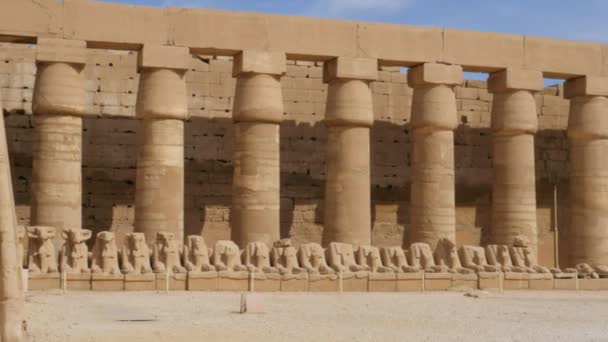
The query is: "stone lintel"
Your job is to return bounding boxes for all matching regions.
[232,50,286,77]
[564,75,608,98]
[36,38,87,65]
[138,45,191,71]
[488,68,543,93]
[323,57,378,83]
[408,62,463,87]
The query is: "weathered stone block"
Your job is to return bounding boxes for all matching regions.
[251,273,281,292]
[124,274,155,291]
[478,272,501,290]
[564,76,608,98]
[408,63,463,86]
[554,278,578,290]
[340,272,369,292]
[424,273,452,291]
[36,38,87,65]
[280,274,308,292]
[488,68,543,93]
[368,273,396,292]
[579,279,608,291]
[323,57,378,83]
[29,273,60,291]
[528,273,553,290]
[233,50,286,77]
[92,273,124,291]
[217,271,249,292]
[155,273,187,291]
[308,274,338,292]
[187,272,218,291]
[396,272,423,292]
[503,272,529,290]
[138,45,190,71]
[65,273,92,291]
[451,273,478,289]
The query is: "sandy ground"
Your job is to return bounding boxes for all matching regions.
[24,290,608,342]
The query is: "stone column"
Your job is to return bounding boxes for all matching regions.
[321,57,377,247]
[487,69,543,255]
[32,39,87,238]
[564,76,608,266]
[231,51,286,247]
[408,63,463,249]
[134,45,190,245]
[0,82,26,341]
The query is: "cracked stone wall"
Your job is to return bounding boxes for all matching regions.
[0,43,571,267]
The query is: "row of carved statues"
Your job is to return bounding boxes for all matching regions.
[21,226,608,279]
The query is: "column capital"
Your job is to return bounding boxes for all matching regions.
[323,57,378,83]
[232,50,286,77]
[138,45,191,71]
[408,63,462,87]
[36,38,87,65]
[564,75,608,99]
[488,68,543,93]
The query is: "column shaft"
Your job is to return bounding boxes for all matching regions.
[408,65,461,249]
[323,125,371,245]
[134,50,189,245]
[32,57,86,239]
[232,122,280,246]
[489,90,538,252]
[0,89,26,341]
[410,128,455,246]
[134,119,185,244]
[231,56,285,248]
[568,96,608,266]
[31,115,82,231]
[321,73,375,247]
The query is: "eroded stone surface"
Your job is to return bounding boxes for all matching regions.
[121,232,153,275]
[59,228,92,274]
[91,231,121,275]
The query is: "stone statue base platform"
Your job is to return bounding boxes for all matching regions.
[451,273,478,289]
[340,271,369,292]
[396,272,423,292]
[29,272,60,290]
[478,272,501,290]
[554,277,579,290]
[217,271,249,291]
[529,273,554,290]
[580,279,608,290]
[308,274,338,292]
[25,273,608,292]
[251,273,281,292]
[503,272,530,290]
[64,273,92,291]
[155,273,187,291]
[92,273,124,291]
[368,273,397,292]
[424,273,452,291]
[124,274,155,291]
[280,273,308,292]
[187,271,218,291]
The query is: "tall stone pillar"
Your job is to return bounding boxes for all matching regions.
[0,83,26,341]
[564,76,608,266]
[134,45,190,245]
[487,69,543,256]
[408,63,463,249]
[321,57,377,247]
[231,51,286,247]
[32,39,87,237]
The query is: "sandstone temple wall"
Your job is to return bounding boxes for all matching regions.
[0,43,571,267]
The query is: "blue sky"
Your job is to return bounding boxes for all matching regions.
[100,0,608,43]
